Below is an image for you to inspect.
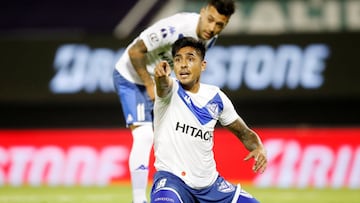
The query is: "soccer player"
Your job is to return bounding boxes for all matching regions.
[113,1,235,202]
[151,37,267,203]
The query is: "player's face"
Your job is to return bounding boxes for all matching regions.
[173,46,206,92]
[197,5,230,40]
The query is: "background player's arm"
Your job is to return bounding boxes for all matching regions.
[128,39,155,101]
[225,118,267,173]
[154,61,172,98]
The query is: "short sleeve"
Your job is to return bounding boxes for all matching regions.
[218,91,240,126]
[139,15,183,52]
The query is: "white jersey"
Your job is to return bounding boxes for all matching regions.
[115,12,217,85]
[153,78,240,189]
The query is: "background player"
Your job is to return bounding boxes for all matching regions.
[113,1,235,202]
[151,36,267,203]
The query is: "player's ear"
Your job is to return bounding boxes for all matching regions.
[201,60,207,72]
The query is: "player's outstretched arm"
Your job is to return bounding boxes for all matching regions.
[128,39,155,101]
[225,118,267,173]
[154,61,172,98]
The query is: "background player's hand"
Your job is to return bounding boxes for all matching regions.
[244,147,267,173]
[154,61,171,78]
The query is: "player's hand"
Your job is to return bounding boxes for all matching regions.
[244,147,267,173]
[154,61,173,98]
[154,61,171,78]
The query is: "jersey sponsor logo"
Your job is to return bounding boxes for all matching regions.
[160,26,176,39]
[169,26,176,35]
[149,33,160,44]
[160,28,168,38]
[175,122,213,141]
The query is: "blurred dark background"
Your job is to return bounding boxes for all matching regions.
[1,0,359,128]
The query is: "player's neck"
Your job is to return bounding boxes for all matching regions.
[182,82,200,94]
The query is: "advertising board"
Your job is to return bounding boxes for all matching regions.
[1,33,359,127]
[1,128,359,188]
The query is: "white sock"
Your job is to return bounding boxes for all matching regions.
[129,125,154,203]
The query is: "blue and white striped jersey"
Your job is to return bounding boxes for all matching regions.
[153,78,239,189]
[115,12,217,85]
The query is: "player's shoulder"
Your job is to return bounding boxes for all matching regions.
[168,12,199,21]
[200,83,230,100]
[200,83,221,93]
[172,12,199,18]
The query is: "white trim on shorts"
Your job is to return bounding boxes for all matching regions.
[231,184,241,203]
[155,187,184,203]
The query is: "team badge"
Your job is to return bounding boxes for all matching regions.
[206,102,220,119]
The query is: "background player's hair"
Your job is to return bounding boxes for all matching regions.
[208,0,236,17]
[172,37,206,60]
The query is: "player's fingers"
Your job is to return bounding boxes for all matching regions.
[260,165,266,173]
[253,156,267,173]
[253,159,261,171]
[166,66,171,75]
[258,161,267,173]
[156,62,168,76]
[243,152,254,161]
[161,61,169,72]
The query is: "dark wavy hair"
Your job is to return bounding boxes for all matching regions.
[172,37,206,60]
[208,0,235,17]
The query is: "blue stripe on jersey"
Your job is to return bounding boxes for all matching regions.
[177,81,223,125]
[206,37,217,49]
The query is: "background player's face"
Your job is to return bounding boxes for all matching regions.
[173,46,206,91]
[197,5,230,40]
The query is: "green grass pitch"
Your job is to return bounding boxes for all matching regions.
[0,184,359,203]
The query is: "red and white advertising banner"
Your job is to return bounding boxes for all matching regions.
[0,128,359,188]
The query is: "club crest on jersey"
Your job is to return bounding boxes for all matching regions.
[206,102,220,119]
